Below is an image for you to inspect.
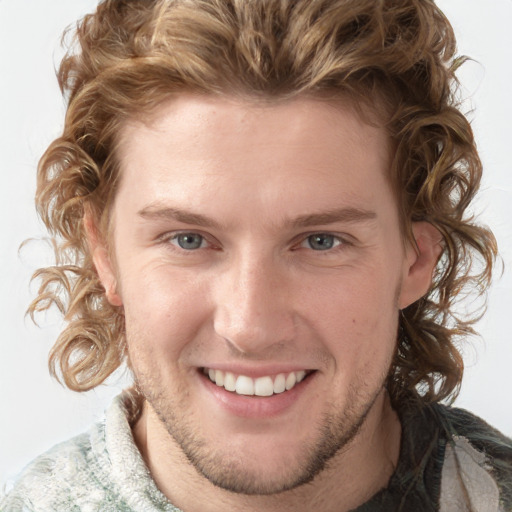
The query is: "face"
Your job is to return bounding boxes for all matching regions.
[94,95,434,495]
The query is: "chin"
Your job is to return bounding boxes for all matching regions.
[145,380,381,496]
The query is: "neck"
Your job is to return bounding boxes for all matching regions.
[133,389,401,512]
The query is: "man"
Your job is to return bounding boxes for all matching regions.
[1,0,511,510]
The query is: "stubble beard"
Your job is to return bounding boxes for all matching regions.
[135,371,385,496]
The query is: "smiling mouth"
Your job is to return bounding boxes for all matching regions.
[201,368,314,397]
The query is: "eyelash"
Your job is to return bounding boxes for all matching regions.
[295,233,346,252]
[157,231,350,254]
[157,231,215,252]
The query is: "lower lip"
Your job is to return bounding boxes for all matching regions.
[199,371,315,419]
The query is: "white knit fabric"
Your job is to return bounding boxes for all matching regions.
[0,394,180,511]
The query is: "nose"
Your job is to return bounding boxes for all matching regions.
[212,254,296,355]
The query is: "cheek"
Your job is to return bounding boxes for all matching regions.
[300,264,401,353]
[305,262,400,316]
[120,263,212,354]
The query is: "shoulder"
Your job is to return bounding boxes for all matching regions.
[0,391,178,512]
[0,421,123,511]
[434,403,512,511]
[437,404,512,473]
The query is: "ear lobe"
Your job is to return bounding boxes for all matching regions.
[398,221,443,310]
[83,211,123,307]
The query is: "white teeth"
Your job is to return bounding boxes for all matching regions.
[296,370,306,383]
[224,372,236,392]
[236,375,255,395]
[215,370,224,387]
[273,373,286,394]
[204,368,310,396]
[254,376,274,397]
[285,372,296,390]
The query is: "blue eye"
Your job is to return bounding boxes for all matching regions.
[304,234,340,251]
[173,233,205,250]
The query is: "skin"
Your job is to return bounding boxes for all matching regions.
[89,94,441,512]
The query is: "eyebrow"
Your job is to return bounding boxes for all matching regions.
[137,205,377,229]
[289,208,377,228]
[138,205,223,229]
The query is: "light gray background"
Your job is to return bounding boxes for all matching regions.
[1,0,511,486]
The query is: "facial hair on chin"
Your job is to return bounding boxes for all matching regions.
[134,370,386,496]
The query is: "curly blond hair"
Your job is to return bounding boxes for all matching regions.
[30,0,497,401]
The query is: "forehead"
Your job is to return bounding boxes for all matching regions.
[114,94,393,223]
[121,93,388,152]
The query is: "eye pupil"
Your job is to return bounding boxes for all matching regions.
[308,234,335,250]
[177,233,203,250]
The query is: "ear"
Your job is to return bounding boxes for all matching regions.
[398,221,443,309]
[83,210,123,307]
